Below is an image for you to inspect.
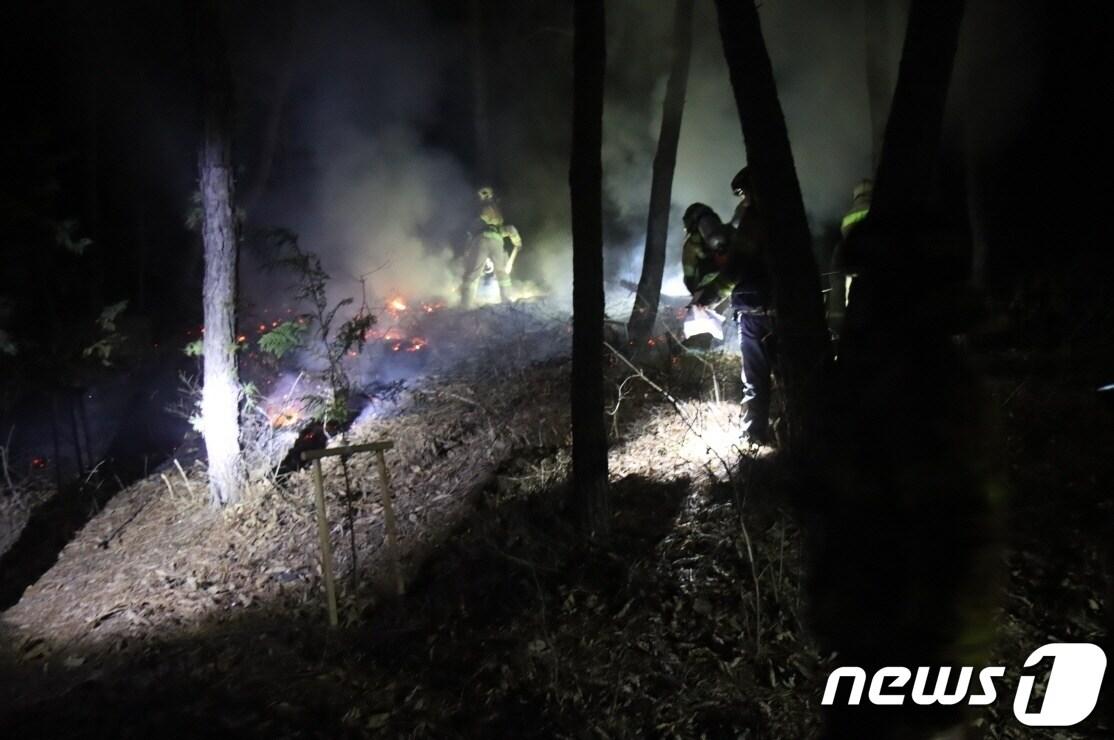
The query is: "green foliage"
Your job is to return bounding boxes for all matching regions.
[82,300,128,366]
[262,227,377,429]
[257,320,307,359]
[184,339,204,357]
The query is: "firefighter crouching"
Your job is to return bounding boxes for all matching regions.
[460,185,523,308]
[682,170,776,446]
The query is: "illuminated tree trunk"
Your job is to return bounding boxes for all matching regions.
[199,0,243,506]
[570,0,609,541]
[713,0,830,460]
[627,0,694,348]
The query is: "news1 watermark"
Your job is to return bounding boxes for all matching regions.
[821,643,1107,727]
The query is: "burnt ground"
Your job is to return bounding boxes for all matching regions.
[0,321,1111,738]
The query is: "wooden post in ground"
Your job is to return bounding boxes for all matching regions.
[302,440,403,625]
[375,448,405,595]
[311,458,338,627]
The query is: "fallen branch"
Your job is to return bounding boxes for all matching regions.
[604,341,736,478]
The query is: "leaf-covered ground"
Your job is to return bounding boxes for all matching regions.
[0,317,1110,738]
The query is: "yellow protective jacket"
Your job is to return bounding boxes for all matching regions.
[682,231,737,306]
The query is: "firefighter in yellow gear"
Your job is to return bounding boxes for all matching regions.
[681,203,736,307]
[833,178,873,309]
[460,186,523,308]
[840,178,873,237]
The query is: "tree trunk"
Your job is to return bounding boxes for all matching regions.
[627,0,695,348]
[199,0,243,506]
[868,0,964,232]
[242,1,302,216]
[470,0,492,183]
[712,0,830,460]
[569,0,609,541]
[814,4,998,738]
[864,0,896,169]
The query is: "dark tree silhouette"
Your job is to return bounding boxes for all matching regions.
[863,0,904,169]
[198,0,243,506]
[712,0,830,459]
[868,0,964,233]
[469,0,492,183]
[813,2,1002,738]
[626,0,695,348]
[569,0,609,541]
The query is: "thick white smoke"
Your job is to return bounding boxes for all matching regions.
[241,0,1032,322]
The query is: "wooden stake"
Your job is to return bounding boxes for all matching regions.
[375,449,405,595]
[311,458,339,627]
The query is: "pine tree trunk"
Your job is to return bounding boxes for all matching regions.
[570,0,609,541]
[199,0,243,506]
[712,0,830,460]
[627,0,695,348]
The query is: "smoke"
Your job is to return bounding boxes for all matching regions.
[240,0,1039,323]
[301,124,469,304]
[593,0,873,298]
[244,2,476,315]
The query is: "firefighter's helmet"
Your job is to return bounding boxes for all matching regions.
[477,185,496,203]
[731,166,752,197]
[683,203,715,234]
[851,178,873,207]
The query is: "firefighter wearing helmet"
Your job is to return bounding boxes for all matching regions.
[832,178,873,309]
[460,185,523,308]
[681,202,735,306]
[681,165,775,446]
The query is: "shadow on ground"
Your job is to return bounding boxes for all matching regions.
[0,473,694,739]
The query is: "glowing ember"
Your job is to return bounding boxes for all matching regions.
[269,406,302,429]
[406,337,428,352]
[388,297,407,312]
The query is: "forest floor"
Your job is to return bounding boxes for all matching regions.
[0,306,1110,738]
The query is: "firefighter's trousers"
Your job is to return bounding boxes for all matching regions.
[460,234,511,308]
[737,310,775,443]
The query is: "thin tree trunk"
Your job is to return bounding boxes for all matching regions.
[712,0,830,460]
[242,1,302,215]
[864,0,893,169]
[627,0,695,348]
[49,394,63,493]
[68,392,85,476]
[470,0,492,182]
[199,0,243,506]
[570,0,609,541]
